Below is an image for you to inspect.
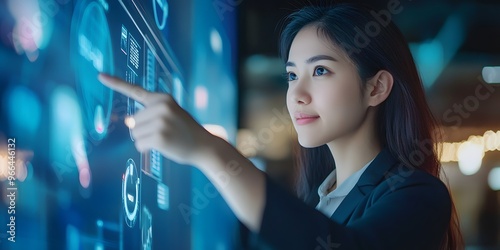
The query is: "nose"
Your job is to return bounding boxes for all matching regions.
[288,78,311,105]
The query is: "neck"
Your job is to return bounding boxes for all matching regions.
[327,109,381,187]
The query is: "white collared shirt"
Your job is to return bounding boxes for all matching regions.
[315,158,375,217]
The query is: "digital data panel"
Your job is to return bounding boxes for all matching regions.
[0,0,238,249]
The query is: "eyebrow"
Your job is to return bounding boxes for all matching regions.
[285,55,338,67]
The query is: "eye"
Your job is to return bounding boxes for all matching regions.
[313,66,329,76]
[285,72,298,81]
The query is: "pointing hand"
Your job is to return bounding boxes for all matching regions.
[98,73,213,166]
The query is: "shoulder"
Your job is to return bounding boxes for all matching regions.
[370,162,451,208]
[344,163,452,249]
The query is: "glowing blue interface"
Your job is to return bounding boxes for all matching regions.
[0,0,239,249]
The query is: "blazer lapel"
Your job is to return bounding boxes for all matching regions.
[330,147,398,224]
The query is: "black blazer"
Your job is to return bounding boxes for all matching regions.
[240,147,452,249]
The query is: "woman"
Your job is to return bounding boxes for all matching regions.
[99,3,463,249]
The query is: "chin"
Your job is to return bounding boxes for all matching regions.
[297,136,324,148]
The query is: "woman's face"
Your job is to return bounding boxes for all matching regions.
[286,25,368,148]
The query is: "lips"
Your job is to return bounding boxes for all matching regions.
[294,112,320,125]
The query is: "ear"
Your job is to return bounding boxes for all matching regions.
[365,70,394,107]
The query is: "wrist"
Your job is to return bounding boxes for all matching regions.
[190,132,224,169]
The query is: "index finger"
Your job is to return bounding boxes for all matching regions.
[98,73,151,105]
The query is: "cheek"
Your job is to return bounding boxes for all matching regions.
[286,88,292,106]
[323,83,361,111]
[285,90,292,114]
[286,88,294,114]
[319,82,365,129]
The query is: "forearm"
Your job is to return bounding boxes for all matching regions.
[193,135,266,232]
[98,74,267,231]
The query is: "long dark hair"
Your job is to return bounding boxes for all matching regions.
[279,4,463,249]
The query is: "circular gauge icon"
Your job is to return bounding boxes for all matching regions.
[71,0,114,141]
[153,0,168,30]
[122,158,140,227]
